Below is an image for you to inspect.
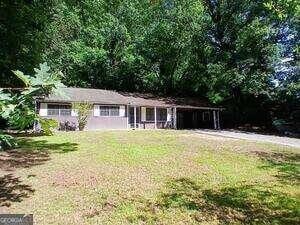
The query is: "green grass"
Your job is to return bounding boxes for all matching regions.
[0,130,299,224]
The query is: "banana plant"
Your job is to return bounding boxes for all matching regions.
[0,62,65,149]
[6,62,66,130]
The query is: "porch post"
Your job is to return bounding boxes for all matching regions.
[213,110,217,129]
[127,105,130,129]
[154,106,157,129]
[217,110,221,129]
[134,106,137,129]
[173,107,177,129]
[33,99,38,132]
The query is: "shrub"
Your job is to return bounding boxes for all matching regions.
[72,102,92,131]
[39,118,59,136]
[59,121,77,131]
[0,133,17,150]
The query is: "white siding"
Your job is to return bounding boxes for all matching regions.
[141,107,146,121]
[39,103,47,116]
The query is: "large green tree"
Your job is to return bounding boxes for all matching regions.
[1,0,298,127]
[0,0,51,87]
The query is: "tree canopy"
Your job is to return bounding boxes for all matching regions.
[1,0,299,127]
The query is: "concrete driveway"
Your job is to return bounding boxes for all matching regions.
[194,129,300,148]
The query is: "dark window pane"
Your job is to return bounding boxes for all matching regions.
[203,112,210,121]
[47,104,60,115]
[146,108,154,121]
[59,105,71,116]
[157,108,167,121]
[110,107,119,116]
[60,109,71,116]
[60,105,71,109]
[100,106,109,116]
[47,104,60,109]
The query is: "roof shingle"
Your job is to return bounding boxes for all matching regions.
[42,87,221,109]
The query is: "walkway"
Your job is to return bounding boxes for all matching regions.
[194,129,300,148]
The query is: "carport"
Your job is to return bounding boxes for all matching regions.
[175,107,221,130]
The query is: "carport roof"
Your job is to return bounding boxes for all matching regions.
[40,87,223,110]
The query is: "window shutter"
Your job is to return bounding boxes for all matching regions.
[94,105,100,116]
[39,103,47,116]
[119,106,125,117]
[71,109,78,117]
[141,107,146,121]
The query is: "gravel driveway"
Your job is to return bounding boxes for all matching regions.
[194,129,300,148]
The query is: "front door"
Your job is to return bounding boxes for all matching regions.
[129,107,140,128]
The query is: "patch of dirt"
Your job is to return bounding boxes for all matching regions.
[50,165,156,200]
[51,170,102,188]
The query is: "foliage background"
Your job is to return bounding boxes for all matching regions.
[0,0,299,128]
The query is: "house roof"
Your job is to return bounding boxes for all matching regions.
[41,87,222,110]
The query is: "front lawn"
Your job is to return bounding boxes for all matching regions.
[0,130,299,224]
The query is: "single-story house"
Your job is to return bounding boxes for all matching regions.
[37,87,223,130]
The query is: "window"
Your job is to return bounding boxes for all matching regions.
[100,106,109,116]
[110,107,120,116]
[145,108,167,121]
[99,106,120,116]
[157,108,167,121]
[47,104,60,116]
[47,104,71,116]
[60,105,72,116]
[146,108,154,121]
[203,111,210,121]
